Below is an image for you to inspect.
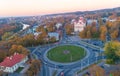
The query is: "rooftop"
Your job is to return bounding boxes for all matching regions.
[0,53,25,67]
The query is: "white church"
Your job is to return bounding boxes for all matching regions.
[72,17,86,32]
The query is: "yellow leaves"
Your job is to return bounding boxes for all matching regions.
[86,31,91,38]
[79,30,86,38]
[115,50,120,57]
[65,24,74,35]
[89,64,105,76]
[100,26,107,34]
[9,45,29,55]
[91,26,97,33]
[110,30,119,40]
[104,41,120,63]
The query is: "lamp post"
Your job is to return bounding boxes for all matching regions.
[55,65,57,70]
[70,55,72,62]
[80,60,82,70]
[75,72,78,76]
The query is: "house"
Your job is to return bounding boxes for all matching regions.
[55,23,62,29]
[48,32,60,41]
[34,32,42,40]
[87,19,98,26]
[109,18,116,22]
[72,17,86,32]
[0,53,28,73]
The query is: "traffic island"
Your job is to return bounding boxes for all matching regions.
[47,45,86,63]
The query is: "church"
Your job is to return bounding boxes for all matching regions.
[72,17,86,32]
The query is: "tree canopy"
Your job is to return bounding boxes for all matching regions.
[104,41,120,64]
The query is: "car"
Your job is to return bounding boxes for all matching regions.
[43,61,47,65]
[86,72,90,75]
[100,65,104,69]
[104,64,110,67]
[61,72,64,76]
[58,65,64,68]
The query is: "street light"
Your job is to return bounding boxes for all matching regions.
[75,72,78,76]
[55,65,57,70]
[70,55,72,62]
[80,60,82,70]
[88,58,89,66]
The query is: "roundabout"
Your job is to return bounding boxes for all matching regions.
[47,45,86,63]
[41,43,91,69]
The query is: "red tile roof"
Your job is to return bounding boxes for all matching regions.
[0,53,25,67]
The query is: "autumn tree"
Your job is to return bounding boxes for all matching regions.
[110,30,119,40]
[89,64,105,76]
[99,26,107,41]
[36,25,45,32]
[49,36,56,43]
[91,26,99,38]
[86,30,91,38]
[9,45,29,55]
[0,51,7,62]
[26,59,41,76]
[65,23,74,35]
[79,30,86,38]
[46,22,56,32]
[104,41,120,64]
[1,32,13,41]
[36,31,48,44]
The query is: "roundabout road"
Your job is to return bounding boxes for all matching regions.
[42,44,91,69]
[33,40,104,76]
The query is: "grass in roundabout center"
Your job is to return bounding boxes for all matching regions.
[47,45,86,63]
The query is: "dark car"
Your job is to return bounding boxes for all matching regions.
[58,65,64,68]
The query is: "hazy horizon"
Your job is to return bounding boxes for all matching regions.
[0,0,120,17]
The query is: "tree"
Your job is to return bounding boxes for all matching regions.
[79,30,86,38]
[99,26,107,41]
[0,51,7,62]
[46,23,56,32]
[104,41,120,64]
[1,32,13,40]
[89,64,105,76]
[110,30,119,40]
[26,59,41,76]
[36,25,45,32]
[65,23,74,35]
[100,32,106,41]
[86,31,91,38]
[49,37,56,43]
[9,45,29,55]
[36,32,47,44]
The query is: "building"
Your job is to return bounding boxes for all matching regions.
[73,17,86,32]
[48,32,60,41]
[87,19,98,25]
[0,53,28,73]
[34,32,42,40]
[55,23,62,30]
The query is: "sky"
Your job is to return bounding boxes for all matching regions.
[0,0,120,17]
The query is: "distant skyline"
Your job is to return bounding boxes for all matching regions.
[0,0,120,17]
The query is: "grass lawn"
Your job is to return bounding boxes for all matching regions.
[47,45,86,63]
